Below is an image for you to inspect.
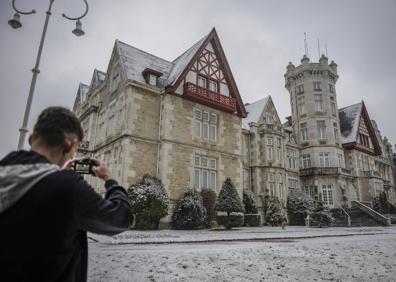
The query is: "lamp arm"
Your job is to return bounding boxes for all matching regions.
[62,0,89,21]
[11,0,35,15]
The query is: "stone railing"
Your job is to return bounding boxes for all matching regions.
[300,167,339,176]
[362,170,381,178]
[334,200,351,227]
[351,200,391,226]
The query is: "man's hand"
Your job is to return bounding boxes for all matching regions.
[62,158,76,170]
[91,159,113,182]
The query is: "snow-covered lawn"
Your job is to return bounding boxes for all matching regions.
[88,226,396,281]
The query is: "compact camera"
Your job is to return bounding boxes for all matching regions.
[73,158,96,175]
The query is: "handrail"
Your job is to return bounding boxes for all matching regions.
[351,200,391,226]
[334,200,351,227]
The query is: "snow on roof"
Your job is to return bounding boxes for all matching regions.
[166,34,209,85]
[242,96,269,130]
[79,83,90,103]
[338,102,362,144]
[116,40,173,85]
[95,69,106,81]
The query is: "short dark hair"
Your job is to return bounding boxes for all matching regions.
[33,107,83,147]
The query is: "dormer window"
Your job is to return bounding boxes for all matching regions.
[198,75,207,88]
[142,68,163,87]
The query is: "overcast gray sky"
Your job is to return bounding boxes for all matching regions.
[1,0,395,157]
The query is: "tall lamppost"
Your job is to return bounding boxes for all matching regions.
[8,0,89,150]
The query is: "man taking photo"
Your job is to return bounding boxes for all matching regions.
[0,106,132,281]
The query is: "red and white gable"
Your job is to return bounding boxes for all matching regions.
[167,29,246,118]
[186,42,230,97]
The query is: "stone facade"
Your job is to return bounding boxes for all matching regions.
[73,31,396,225]
[73,29,246,223]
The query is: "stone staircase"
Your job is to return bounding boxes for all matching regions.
[331,201,391,227]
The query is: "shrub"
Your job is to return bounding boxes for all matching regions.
[201,189,217,227]
[215,178,244,229]
[265,197,287,226]
[287,191,315,225]
[216,212,244,229]
[127,175,169,230]
[243,189,258,214]
[243,189,260,226]
[172,189,207,229]
[244,214,261,227]
[310,201,333,227]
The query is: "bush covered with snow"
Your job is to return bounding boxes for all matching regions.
[243,214,261,227]
[201,189,217,227]
[215,178,244,229]
[264,197,287,226]
[310,201,334,227]
[127,175,169,230]
[287,191,315,225]
[172,189,207,229]
[216,213,244,229]
[373,192,389,214]
[243,189,258,214]
[243,189,260,226]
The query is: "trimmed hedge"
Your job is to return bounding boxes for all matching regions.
[172,189,207,230]
[243,214,261,227]
[201,189,217,227]
[216,212,244,229]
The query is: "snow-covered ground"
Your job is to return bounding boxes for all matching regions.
[88,226,396,281]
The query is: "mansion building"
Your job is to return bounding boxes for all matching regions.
[73,28,395,221]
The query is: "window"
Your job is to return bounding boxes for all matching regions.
[276,138,282,161]
[298,96,306,115]
[359,134,370,147]
[267,138,273,145]
[268,173,275,197]
[313,81,322,91]
[330,96,337,116]
[267,115,273,125]
[198,75,207,88]
[195,109,218,142]
[301,123,308,141]
[149,74,157,86]
[319,152,330,167]
[334,123,339,143]
[317,120,326,139]
[209,80,218,92]
[304,185,316,198]
[302,154,312,168]
[329,84,334,93]
[194,155,217,191]
[337,154,344,168]
[297,84,304,94]
[322,185,334,206]
[267,146,273,160]
[362,155,370,171]
[315,94,323,112]
[288,150,297,169]
[288,178,298,193]
[209,113,217,141]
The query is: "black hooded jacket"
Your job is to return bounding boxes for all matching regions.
[0,150,132,282]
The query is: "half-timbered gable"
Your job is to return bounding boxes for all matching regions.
[166,28,247,118]
[339,101,381,155]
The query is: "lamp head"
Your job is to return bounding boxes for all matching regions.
[72,20,85,37]
[8,13,22,29]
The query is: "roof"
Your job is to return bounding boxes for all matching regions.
[242,96,269,129]
[166,34,209,86]
[338,102,362,144]
[116,40,173,85]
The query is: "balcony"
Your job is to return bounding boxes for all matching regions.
[300,167,350,177]
[362,170,381,178]
[183,82,236,113]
